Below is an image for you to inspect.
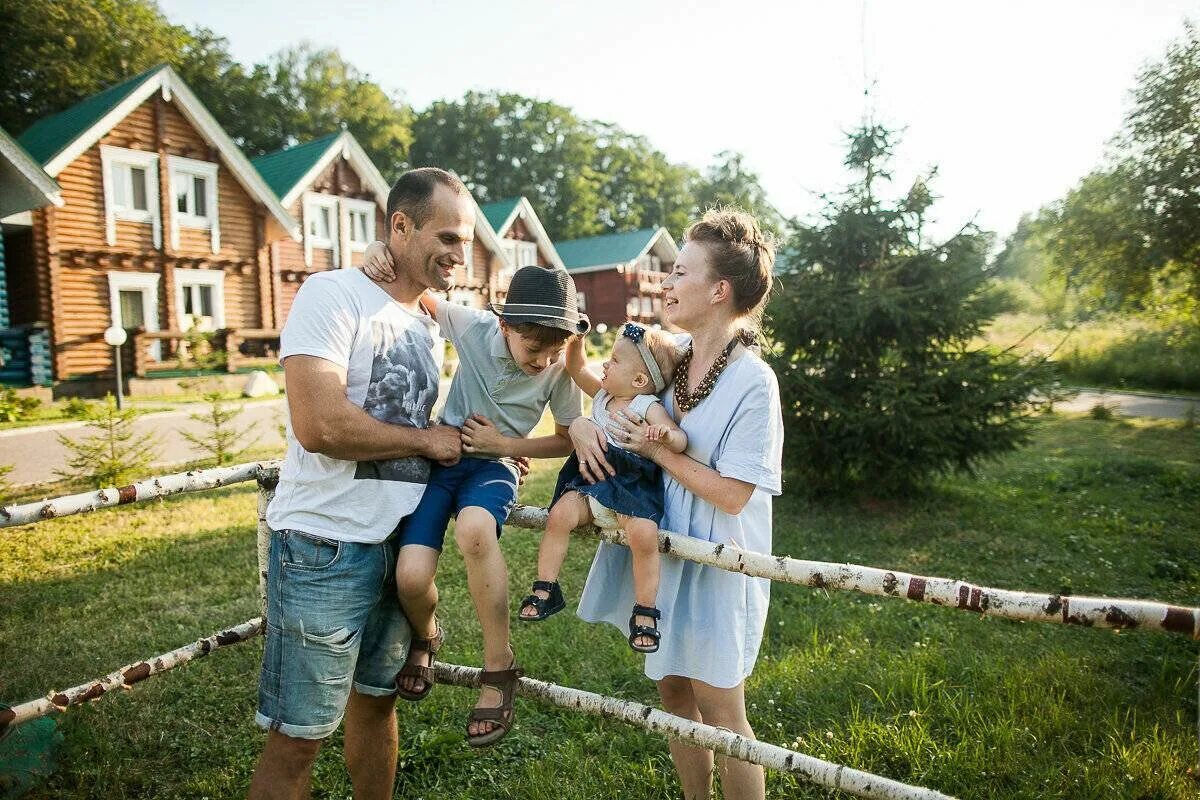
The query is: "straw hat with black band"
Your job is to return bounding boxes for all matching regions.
[490,266,590,335]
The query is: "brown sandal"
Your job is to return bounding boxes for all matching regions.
[394,621,444,701]
[466,654,523,748]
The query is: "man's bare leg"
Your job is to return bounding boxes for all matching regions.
[343,689,399,800]
[247,730,322,800]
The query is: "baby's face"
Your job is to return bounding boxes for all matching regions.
[601,338,649,396]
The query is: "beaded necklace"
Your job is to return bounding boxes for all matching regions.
[673,329,756,412]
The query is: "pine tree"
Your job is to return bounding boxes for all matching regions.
[179,390,258,466]
[55,395,161,488]
[766,124,1060,496]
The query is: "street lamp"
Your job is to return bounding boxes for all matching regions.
[595,323,608,335]
[103,326,128,410]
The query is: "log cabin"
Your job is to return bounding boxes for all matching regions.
[6,65,300,392]
[479,196,565,300]
[251,132,511,318]
[0,125,63,389]
[555,227,678,328]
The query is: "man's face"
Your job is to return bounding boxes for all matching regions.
[388,185,475,292]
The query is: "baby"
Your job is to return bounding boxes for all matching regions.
[519,322,686,653]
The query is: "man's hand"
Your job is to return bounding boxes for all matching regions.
[362,241,396,283]
[462,414,508,457]
[423,424,463,466]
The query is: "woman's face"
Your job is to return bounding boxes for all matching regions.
[662,242,721,331]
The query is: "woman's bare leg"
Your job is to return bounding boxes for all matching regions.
[657,676,714,800]
[691,679,764,799]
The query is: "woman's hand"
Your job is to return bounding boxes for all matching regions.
[361,241,396,282]
[569,416,614,484]
[462,414,508,456]
[608,410,665,463]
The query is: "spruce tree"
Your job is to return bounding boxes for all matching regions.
[55,395,160,488]
[766,124,1059,495]
[180,389,259,466]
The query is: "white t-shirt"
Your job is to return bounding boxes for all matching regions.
[267,269,444,544]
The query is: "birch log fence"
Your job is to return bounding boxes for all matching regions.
[1,460,1197,797]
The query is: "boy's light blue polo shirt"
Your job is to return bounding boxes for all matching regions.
[436,301,581,439]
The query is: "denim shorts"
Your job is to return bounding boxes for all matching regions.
[397,457,519,551]
[256,528,412,740]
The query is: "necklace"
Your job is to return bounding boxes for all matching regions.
[674,330,755,412]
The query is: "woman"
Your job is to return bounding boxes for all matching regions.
[569,208,783,800]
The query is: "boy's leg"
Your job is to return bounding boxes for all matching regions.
[520,491,592,618]
[620,514,662,650]
[394,544,441,694]
[454,505,514,737]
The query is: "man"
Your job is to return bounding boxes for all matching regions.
[248,168,470,800]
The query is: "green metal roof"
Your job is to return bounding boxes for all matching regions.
[17,65,165,166]
[250,132,343,200]
[557,228,661,270]
[480,197,521,231]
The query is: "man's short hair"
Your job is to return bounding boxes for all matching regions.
[386,168,468,228]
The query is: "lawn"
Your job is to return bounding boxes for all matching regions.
[1,414,1197,798]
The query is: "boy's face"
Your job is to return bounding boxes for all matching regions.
[500,322,567,376]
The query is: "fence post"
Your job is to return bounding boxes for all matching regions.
[255,467,278,615]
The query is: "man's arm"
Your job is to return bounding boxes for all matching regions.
[284,355,461,463]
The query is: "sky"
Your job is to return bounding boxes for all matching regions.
[157,0,1200,240]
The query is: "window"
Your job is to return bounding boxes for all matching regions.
[168,156,220,253]
[450,289,476,307]
[626,298,639,317]
[340,198,376,267]
[576,292,587,312]
[502,239,538,269]
[107,272,161,360]
[463,241,474,281]
[174,268,225,331]
[303,192,340,267]
[100,145,161,248]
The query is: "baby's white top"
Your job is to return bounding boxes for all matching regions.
[591,389,661,449]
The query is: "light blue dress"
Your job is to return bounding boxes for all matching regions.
[576,347,784,688]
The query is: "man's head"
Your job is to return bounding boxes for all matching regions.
[384,168,474,292]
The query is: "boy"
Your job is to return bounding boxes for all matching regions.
[366,249,586,747]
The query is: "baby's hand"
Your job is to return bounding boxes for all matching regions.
[644,424,671,442]
[362,241,396,282]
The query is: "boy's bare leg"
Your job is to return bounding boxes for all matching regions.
[520,491,592,618]
[454,506,514,737]
[621,514,662,650]
[247,730,321,800]
[394,544,441,694]
[343,689,399,800]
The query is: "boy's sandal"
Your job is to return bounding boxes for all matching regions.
[518,580,566,622]
[394,620,444,701]
[628,604,662,654]
[466,656,524,748]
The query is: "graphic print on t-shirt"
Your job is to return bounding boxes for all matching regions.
[354,318,440,483]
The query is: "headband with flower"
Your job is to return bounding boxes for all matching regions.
[622,323,666,393]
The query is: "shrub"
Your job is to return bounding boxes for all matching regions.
[0,388,41,422]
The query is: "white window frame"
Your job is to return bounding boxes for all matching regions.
[168,155,220,254]
[100,145,161,248]
[463,240,475,281]
[340,197,376,267]
[450,289,476,307]
[303,192,339,268]
[576,291,587,312]
[107,271,161,359]
[174,268,226,331]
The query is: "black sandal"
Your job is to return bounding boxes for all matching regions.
[518,580,565,622]
[394,620,444,701]
[628,604,661,653]
[466,653,523,748]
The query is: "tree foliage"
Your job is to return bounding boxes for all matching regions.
[179,388,259,466]
[766,124,1059,496]
[55,394,160,488]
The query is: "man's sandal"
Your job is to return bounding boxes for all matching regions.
[394,621,444,701]
[628,604,662,654]
[518,580,565,622]
[466,655,524,748]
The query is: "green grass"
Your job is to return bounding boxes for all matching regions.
[1,415,1198,798]
[981,312,1200,395]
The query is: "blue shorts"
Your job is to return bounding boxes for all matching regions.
[256,528,411,740]
[397,458,519,550]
